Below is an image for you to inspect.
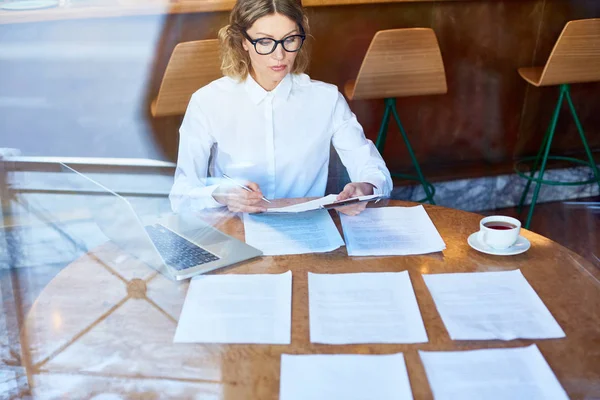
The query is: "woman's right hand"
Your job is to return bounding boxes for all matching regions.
[212,181,268,213]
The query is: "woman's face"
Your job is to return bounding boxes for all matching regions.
[243,13,300,90]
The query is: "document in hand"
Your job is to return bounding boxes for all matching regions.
[243,210,345,256]
[340,205,446,256]
[308,271,428,344]
[419,345,569,400]
[265,194,382,213]
[173,271,292,344]
[280,353,414,400]
[422,269,565,340]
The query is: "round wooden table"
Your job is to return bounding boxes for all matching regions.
[21,200,600,399]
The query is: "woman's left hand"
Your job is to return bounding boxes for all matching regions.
[335,182,375,216]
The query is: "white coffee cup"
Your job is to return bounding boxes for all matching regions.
[478,216,521,250]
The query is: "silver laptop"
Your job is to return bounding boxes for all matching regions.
[61,163,262,280]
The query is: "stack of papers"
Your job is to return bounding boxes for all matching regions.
[423,270,565,340]
[264,194,339,213]
[419,345,568,399]
[173,271,292,344]
[308,271,428,344]
[265,194,381,213]
[243,210,344,256]
[340,206,446,256]
[280,353,414,400]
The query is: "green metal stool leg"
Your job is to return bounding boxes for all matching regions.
[389,99,436,205]
[375,101,392,154]
[564,84,600,191]
[517,90,564,213]
[517,126,552,213]
[524,86,566,229]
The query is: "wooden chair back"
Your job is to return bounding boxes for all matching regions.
[345,28,447,100]
[152,39,222,117]
[538,18,600,86]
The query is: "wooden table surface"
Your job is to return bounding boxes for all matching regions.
[20,200,600,399]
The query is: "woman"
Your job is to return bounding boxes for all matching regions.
[169,0,392,215]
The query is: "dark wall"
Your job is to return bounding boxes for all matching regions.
[304,0,600,175]
[1,0,598,180]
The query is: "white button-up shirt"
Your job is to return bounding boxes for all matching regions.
[169,73,392,212]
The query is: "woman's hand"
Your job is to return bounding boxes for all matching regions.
[212,181,268,213]
[335,182,375,216]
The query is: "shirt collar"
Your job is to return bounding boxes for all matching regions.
[244,72,293,105]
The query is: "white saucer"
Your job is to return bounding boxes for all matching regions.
[467,232,531,256]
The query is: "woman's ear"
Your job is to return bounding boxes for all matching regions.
[242,39,249,52]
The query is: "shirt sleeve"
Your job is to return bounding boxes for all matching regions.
[331,92,393,196]
[169,94,224,212]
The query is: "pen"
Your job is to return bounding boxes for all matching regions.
[222,174,272,204]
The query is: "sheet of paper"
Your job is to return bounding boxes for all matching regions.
[280,353,414,400]
[173,271,292,344]
[308,271,428,344]
[419,345,569,400]
[243,210,344,256]
[340,206,446,256]
[265,194,381,213]
[423,269,565,340]
[265,194,339,213]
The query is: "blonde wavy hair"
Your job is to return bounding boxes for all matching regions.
[218,0,310,80]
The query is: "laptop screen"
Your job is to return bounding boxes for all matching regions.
[58,163,175,280]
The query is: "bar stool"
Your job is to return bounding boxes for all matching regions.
[516,18,600,229]
[344,28,447,204]
[152,39,222,117]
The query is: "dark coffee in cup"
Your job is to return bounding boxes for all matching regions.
[483,221,517,231]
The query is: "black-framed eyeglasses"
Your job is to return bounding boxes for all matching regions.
[243,28,306,55]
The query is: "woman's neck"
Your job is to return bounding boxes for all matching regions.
[251,70,282,92]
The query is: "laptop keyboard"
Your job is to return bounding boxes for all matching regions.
[145,225,220,271]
